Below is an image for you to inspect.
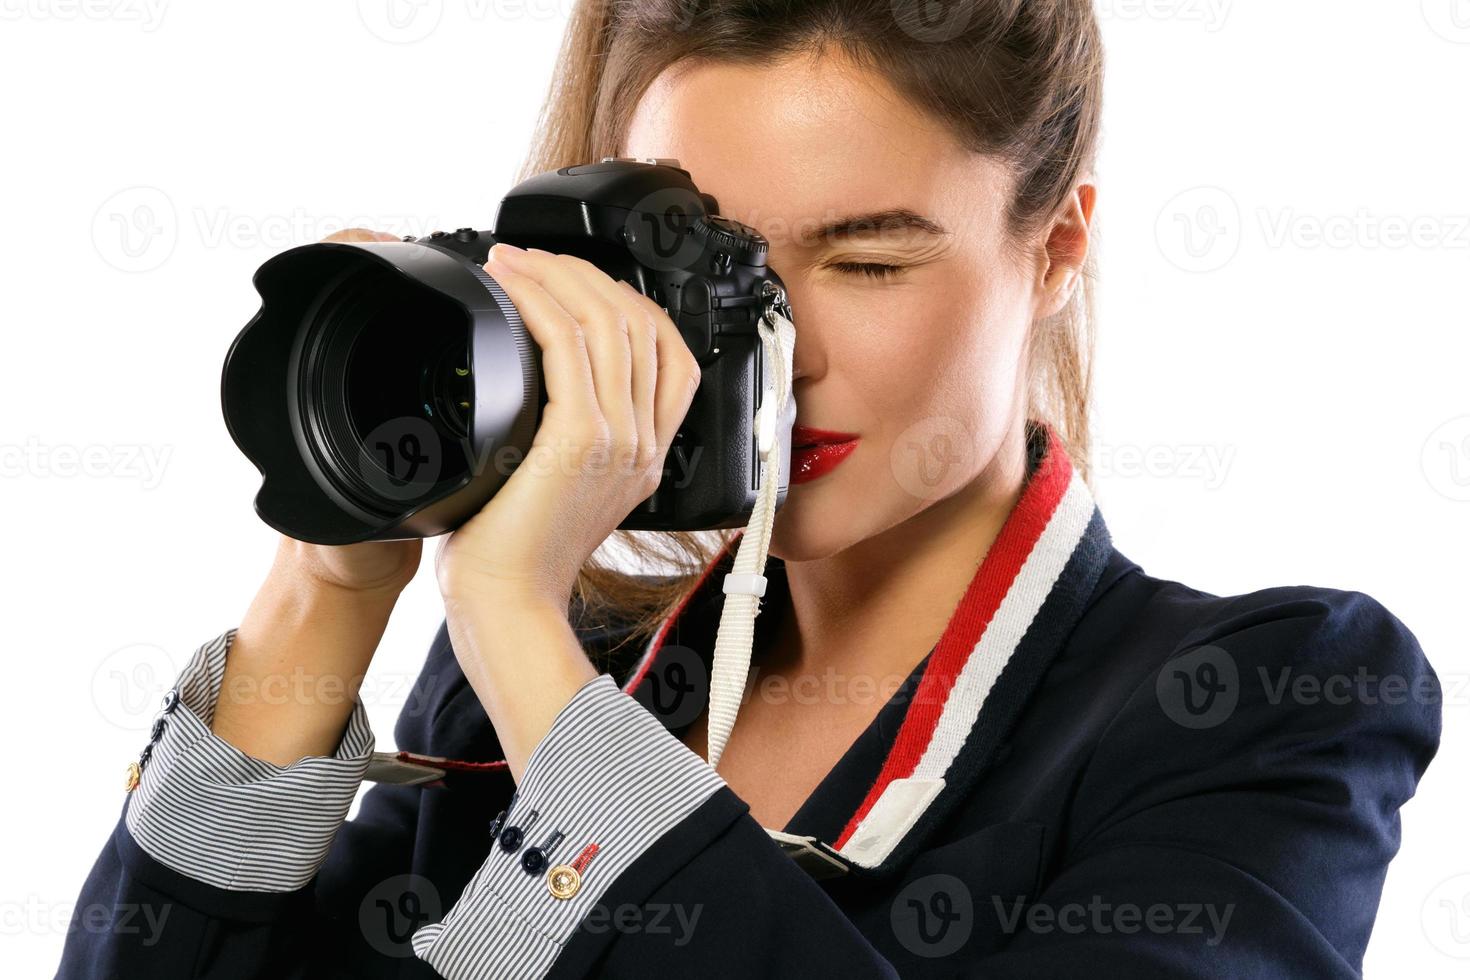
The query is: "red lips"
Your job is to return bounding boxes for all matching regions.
[790,424,860,485]
[791,424,860,449]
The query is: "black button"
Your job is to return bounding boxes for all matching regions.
[487,810,506,843]
[521,848,548,874]
[138,744,153,766]
[161,689,180,714]
[149,718,167,742]
[454,227,477,243]
[499,808,539,853]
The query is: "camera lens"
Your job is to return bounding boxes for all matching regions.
[297,268,475,512]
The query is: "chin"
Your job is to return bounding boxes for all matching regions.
[769,478,872,563]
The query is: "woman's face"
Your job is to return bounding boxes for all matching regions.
[624,50,1082,561]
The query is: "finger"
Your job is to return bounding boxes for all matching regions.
[490,247,636,466]
[478,259,600,442]
[320,228,398,243]
[543,255,661,475]
[612,278,701,452]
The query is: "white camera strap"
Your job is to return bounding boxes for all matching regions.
[705,285,796,769]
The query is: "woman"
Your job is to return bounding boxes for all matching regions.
[59,1,1439,977]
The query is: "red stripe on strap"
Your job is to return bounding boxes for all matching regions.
[833,427,1074,849]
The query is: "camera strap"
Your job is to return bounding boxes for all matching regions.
[704,285,797,770]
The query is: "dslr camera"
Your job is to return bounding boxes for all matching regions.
[221,158,795,545]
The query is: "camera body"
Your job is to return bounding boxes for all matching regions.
[221,159,795,545]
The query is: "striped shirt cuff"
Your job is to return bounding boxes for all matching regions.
[122,627,375,892]
[410,672,724,979]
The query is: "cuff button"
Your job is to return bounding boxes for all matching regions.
[499,808,540,853]
[547,865,582,900]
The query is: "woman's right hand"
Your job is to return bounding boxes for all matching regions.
[208,227,423,766]
[284,228,425,596]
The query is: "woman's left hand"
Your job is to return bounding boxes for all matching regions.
[433,243,702,779]
[435,243,700,611]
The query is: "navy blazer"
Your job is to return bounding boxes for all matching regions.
[58,433,1440,978]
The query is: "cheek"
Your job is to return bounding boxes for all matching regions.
[826,272,1031,498]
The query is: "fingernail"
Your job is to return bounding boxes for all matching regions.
[488,242,526,265]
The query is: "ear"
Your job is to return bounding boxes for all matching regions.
[1034,180,1097,320]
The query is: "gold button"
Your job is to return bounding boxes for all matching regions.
[547,864,582,900]
[124,761,141,793]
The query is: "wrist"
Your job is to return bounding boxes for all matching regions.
[274,549,411,610]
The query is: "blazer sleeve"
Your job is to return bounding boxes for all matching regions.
[411,672,902,980]
[971,588,1441,978]
[55,629,413,979]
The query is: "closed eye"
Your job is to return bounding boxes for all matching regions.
[828,261,906,280]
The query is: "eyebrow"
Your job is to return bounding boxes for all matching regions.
[803,208,950,245]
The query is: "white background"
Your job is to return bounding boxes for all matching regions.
[2,1,1467,974]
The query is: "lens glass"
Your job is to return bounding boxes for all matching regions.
[301,269,474,511]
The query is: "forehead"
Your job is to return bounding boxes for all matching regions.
[621,52,1002,238]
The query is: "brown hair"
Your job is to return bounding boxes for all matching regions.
[523,0,1104,655]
